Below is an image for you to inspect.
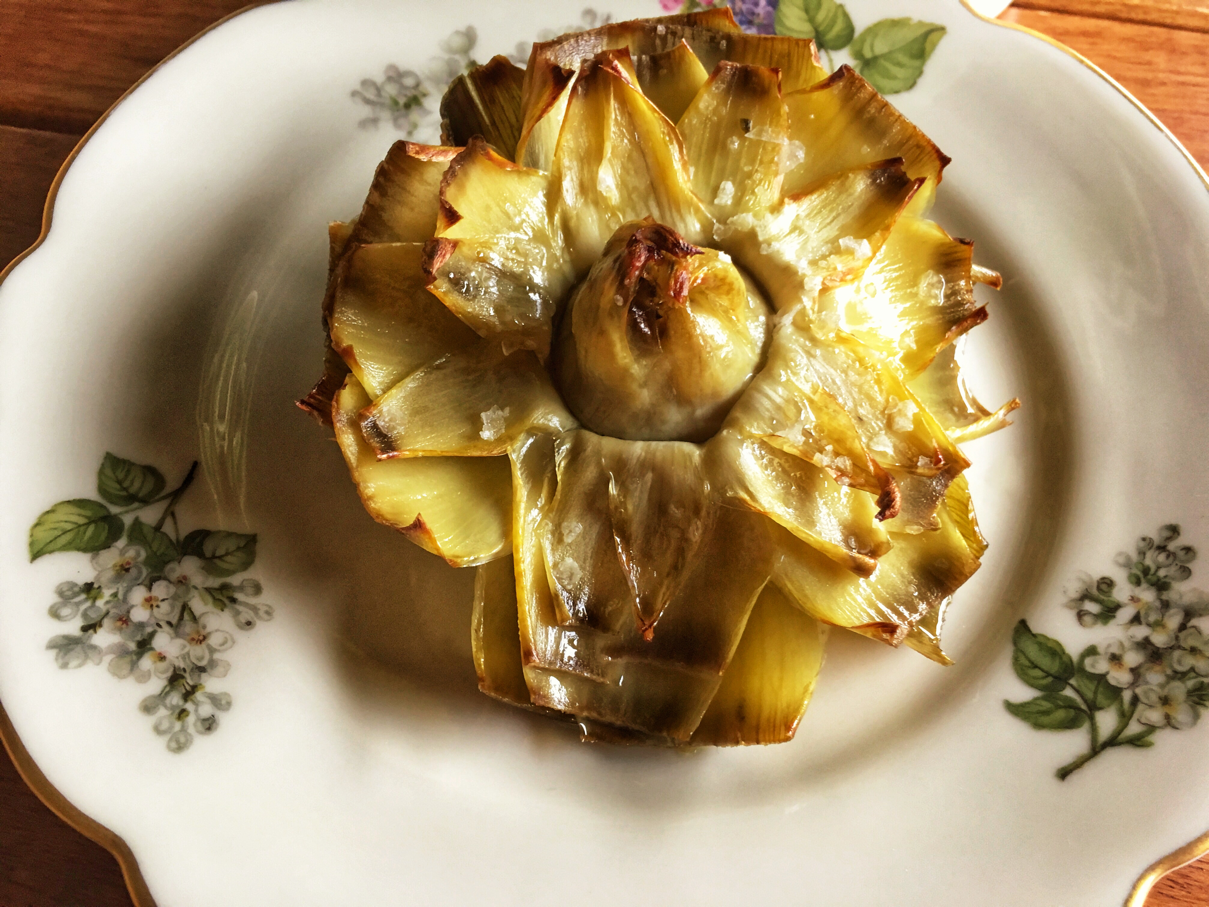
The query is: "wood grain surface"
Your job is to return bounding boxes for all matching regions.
[0,2,1207,906]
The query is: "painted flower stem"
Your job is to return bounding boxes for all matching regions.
[153,460,197,531]
[1056,692,1139,780]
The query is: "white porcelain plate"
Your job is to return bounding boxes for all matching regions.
[2,1,1208,904]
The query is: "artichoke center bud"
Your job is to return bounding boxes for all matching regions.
[551,220,771,442]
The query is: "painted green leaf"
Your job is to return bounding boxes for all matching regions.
[97,453,165,506]
[190,530,257,577]
[126,517,179,576]
[1011,620,1075,693]
[29,499,124,561]
[1004,693,1087,730]
[1072,645,1121,711]
[849,18,945,94]
[774,0,854,50]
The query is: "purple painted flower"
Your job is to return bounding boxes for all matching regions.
[730,0,778,34]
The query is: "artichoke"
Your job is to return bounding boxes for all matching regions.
[302,8,1018,746]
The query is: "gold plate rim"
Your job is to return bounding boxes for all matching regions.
[0,3,1206,906]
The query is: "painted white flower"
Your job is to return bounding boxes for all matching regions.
[101,602,149,643]
[1137,649,1174,686]
[1137,681,1198,730]
[230,598,274,631]
[1171,586,1209,616]
[1084,639,1146,688]
[178,613,233,666]
[439,26,476,56]
[104,642,151,683]
[1131,606,1185,647]
[126,580,181,623]
[163,556,205,596]
[1173,627,1209,676]
[1116,584,1159,625]
[90,545,147,590]
[1063,571,1096,609]
[147,630,189,679]
[46,634,102,669]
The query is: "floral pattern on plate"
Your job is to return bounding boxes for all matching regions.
[1006,524,1208,779]
[30,454,271,753]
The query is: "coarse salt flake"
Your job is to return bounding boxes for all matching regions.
[479,405,510,441]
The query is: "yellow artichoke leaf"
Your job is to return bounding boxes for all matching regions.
[722,325,887,498]
[944,472,988,559]
[333,376,512,566]
[471,555,533,707]
[329,242,479,399]
[906,342,1021,443]
[784,330,970,483]
[540,430,635,630]
[692,32,830,94]
[903,595,953,665]
[635,40,709,125]
[691,584,827,746]
[440,55,526,157]
[718,160,919,313]
[426,139,574,360]
[348,142,460,247]
[782,65,948,207]
[328,219,356,275]
[709,432,888,575]
[551,52,710,274]
[678,61,789,221]
[772,486,980,661]
[820,216,989,377]
[361,343,576,458]
[516,59,576,172]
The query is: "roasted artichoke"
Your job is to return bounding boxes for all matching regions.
[302,9,1018,746]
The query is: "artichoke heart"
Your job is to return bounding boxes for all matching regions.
[305,9,1016,746]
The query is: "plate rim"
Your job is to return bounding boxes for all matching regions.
[0,2,1206,905]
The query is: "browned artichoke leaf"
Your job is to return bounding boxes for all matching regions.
[782,66,948,209]
[691,584,826,745]
[361,343,576,458]
[718,160,918,312]
[333,376,512,566]
[516,59,576,172]
[551,52,710,273]
[773,483,980,661]
[328,219,356,274]
[297,341,350,427]
[426,138,574,359]
[635,40,708,124]
[348,142,459,247]
[819,216,988,376]
[693,32,830,94]
[471,555,532,706]
[709,432,887,575]
[511,431,776,741]
[906,341,1020,443]
[902,596,952,665]
[441,56,526,156]
[329,242,478,399]
[678,61,788,220]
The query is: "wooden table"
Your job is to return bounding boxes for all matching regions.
[2,1,1208,904]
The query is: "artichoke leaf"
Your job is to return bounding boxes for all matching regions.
[717,160,919,313]
[328,219,356,274]
[820,216,989,376]
[427,138,574,359]
[678,61,789,220]
[361,343,576,458]
[903,595,953,665]
[298,341,351,428]
[329,242,479,399]
[782,65,948,209]
[709,433,888,575]
[779,329,970,481]
[772,481,981,659]
[692,584,826,745]
[440,55,526,156]
[636,40,709,125]
[348,142,460,247]
[471,555,533,707]
[551,52,710,274]
[906,341,1020,443]
[333,376,512,566]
